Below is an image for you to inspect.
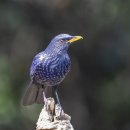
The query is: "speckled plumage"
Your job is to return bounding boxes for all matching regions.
[22,34,82,106]
[30,34,72,87]
[30,51,71,87]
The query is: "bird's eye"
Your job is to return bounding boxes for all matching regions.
[60,39,64,43]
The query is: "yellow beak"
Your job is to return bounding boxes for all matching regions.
[68,36,83,43]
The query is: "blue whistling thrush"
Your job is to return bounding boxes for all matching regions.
[22,34,83,106]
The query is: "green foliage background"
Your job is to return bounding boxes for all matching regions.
[0,0,130,130]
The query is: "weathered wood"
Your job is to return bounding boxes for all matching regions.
[36,98,74,130]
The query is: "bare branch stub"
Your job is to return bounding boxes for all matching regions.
[36,98,74,130]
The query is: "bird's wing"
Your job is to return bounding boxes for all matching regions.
[30,52,47,77]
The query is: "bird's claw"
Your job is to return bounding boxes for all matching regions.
[55,104,63,119]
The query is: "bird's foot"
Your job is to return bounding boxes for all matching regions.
[55,104,64,119]
[45,98,55,116]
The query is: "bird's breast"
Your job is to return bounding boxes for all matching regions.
[31,54,71,86]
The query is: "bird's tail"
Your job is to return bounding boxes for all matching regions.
[21,82,53,106]
[21,82,44,106]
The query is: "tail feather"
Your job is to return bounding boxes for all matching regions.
[21,82,53,106]
[35,87,44,104]
[21,82,40,106]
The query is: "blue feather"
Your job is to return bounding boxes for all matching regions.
[30,34,72,87]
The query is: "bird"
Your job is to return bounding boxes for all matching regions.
[22,34,83,107]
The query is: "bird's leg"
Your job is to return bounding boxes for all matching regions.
[43,91,47,103]
[42,85,47,105]
[53,85,62,117]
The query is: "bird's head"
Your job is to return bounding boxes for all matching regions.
[45,34,83,55]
